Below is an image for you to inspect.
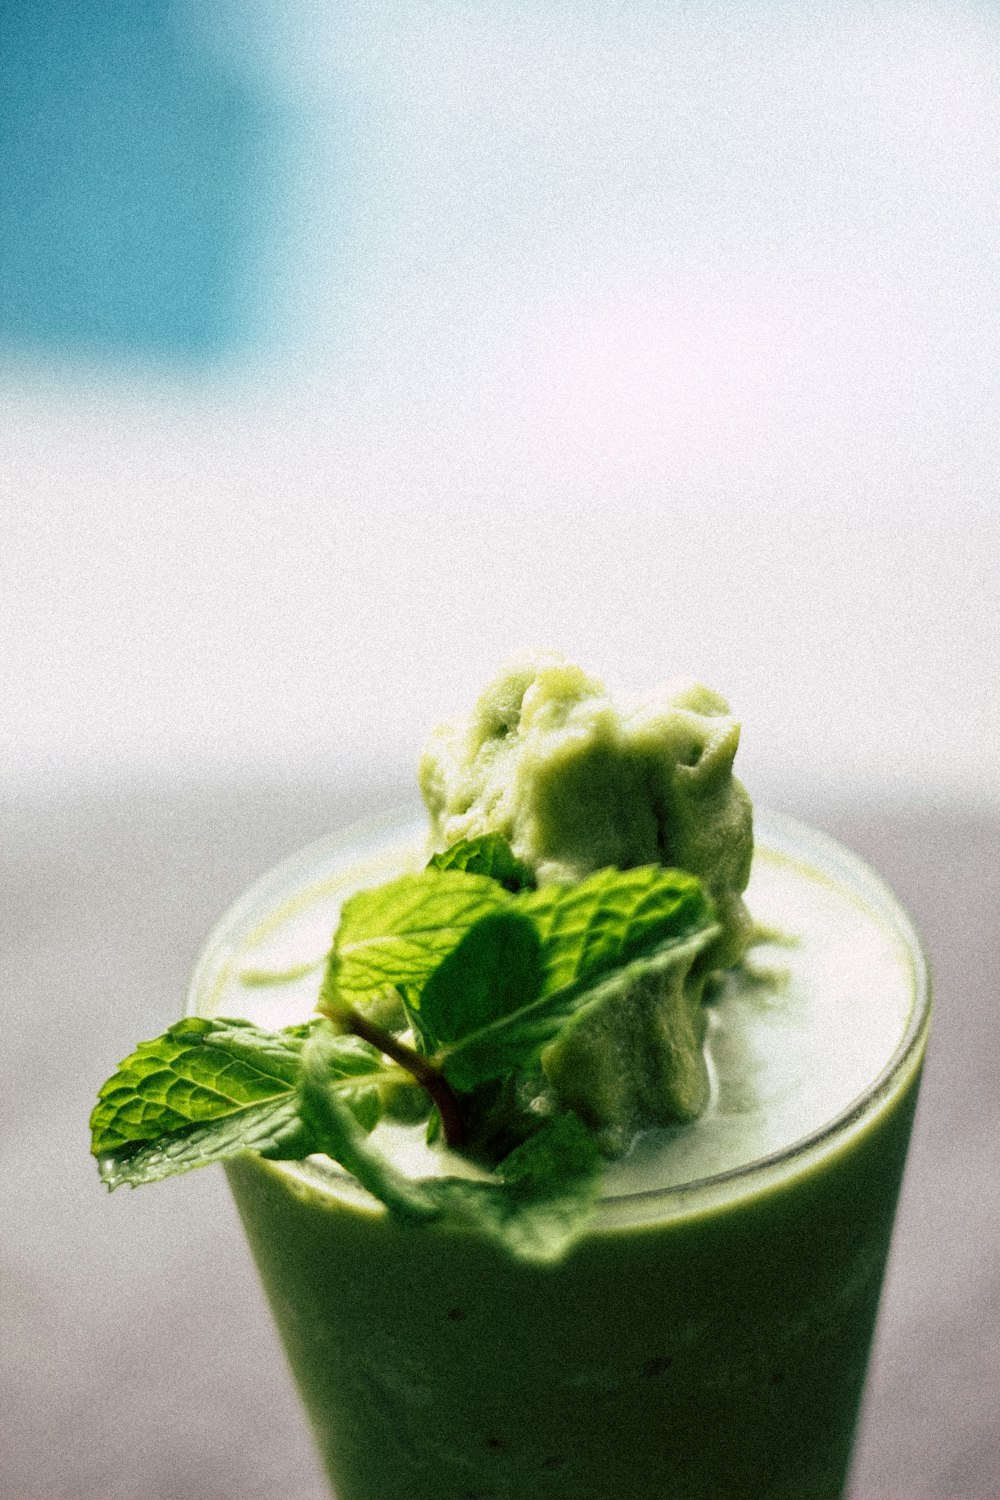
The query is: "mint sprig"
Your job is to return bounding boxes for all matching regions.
[92,834,721,1259]
[300,1032,599,1262]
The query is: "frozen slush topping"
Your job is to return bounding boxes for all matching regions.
[420,653,754,970]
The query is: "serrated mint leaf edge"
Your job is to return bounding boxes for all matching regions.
[89,1017,311,1158]
[92,1021,392,1190]
[96,1095,313,1189]
[519,865,713,996]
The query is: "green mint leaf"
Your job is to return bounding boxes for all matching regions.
[90,1018,389,1189]
[434,957,610,1094]
[497,1108,598,1192]
[439,868,718,1093]
[541,927,720,1154]
[91,1017,306,1157]
[420,1111,601,1264]
[299,1029,440,1223]
[307,1031,392,1134]
[319,869,510,1010]
[428,834,536,892]
[408,908,543,1052]
[519,864,714,995]
[96,1096,313,1190]
[456,1065,559,1166]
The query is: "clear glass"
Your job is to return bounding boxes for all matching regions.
[189,810,931,1500]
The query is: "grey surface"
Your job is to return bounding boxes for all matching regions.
[2,777,997,1499]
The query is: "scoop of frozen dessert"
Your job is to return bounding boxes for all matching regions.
[419,652,754,971]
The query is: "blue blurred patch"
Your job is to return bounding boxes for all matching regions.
[0,0,278,361]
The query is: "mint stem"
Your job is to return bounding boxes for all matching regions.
[326,1004,466,1149]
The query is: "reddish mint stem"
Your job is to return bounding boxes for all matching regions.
[331,1005,466,1150]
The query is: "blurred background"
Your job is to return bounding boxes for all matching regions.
[2,2,997,1496]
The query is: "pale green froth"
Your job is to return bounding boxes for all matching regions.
[193,817,914,1197]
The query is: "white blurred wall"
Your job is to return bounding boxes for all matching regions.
[2,0,997,806]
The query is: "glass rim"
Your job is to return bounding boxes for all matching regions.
[187,804,932,1213]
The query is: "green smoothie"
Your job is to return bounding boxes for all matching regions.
[190,809,927,1500]
[92,657,930,1499]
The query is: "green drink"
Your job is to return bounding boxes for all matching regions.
[92,658,930,1499]
[189,809,929,1500]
